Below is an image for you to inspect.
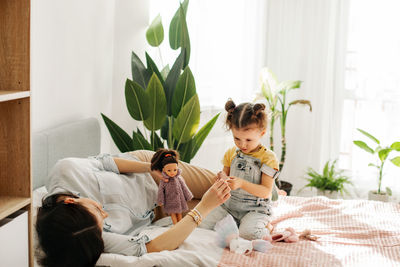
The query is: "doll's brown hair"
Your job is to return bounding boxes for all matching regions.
[151,148,180,171]
[225,99,268,130]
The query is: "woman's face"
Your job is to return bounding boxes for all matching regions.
[163,163,178,177]
[63,197,108,229]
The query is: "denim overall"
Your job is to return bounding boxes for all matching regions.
[222,150,273,219]
[200,150,274,240]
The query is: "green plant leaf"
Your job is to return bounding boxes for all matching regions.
[146,52,164,85]
[146,14,164,47]
[378,148,391,162]
[173,94,200,145]
[171,66,196,118]
[390,142,400,151]
[353,140,374,154]
[132,130,152,150]
[190,113,220,159]
[165,50,185,115]
[390,156,400,167]
[144,74,167,131]
[131,51,151,89]
[368,163,379,168]
[179,139,194,163]
[101,113,133,152]
[151,131,164,150]
[288,99,312,112]
[161,65,170,80]
[386,186,393,196]
[323,161,329,178]
[169,0,189,50]
[277,80,302,93]
[356,128,380,144]
[178,3,190,68]
[125,79,150,121]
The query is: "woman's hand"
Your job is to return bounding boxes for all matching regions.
[199,179,231,213]
[226,176,243,190]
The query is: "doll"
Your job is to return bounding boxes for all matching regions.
[151,149,193,224]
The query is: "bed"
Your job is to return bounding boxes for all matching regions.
[33,118,400,267]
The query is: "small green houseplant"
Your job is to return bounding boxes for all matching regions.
[353,128,400,201]
[101,0,219,163]
[301,160,352,199]
[258,68,312,194]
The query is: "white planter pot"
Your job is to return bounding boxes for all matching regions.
[317,189,339,199]
[368,190,389,202]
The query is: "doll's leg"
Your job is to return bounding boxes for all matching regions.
[177,213,183,222]
[171,213,178,225]
[239,212,271,240]
[198,205,229,230]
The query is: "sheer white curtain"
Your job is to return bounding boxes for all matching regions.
[263,0,350,194]
[149,0,268,171]
[339,0,400,199]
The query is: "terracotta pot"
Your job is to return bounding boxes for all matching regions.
[317,189,339,199]
[368,190,389,202]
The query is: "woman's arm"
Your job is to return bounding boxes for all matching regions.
[227,173,273,199]
[145,179,231,252]
[113,157,151,173]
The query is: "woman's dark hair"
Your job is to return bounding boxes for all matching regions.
[151,148,179,171]
[224,99,268,130]
[36,193,104,267]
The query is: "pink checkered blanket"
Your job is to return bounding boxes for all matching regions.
[218,196,400,267]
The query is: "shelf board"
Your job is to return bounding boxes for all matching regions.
[0,196,31,220]
[0,91,30,102]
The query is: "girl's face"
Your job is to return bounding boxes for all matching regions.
[231,123,266,153]
[163,163,178,177]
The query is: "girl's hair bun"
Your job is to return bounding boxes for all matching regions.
[253,103,266,116]
[225,99,236,113]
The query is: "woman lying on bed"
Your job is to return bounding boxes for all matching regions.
[35,151,231,267]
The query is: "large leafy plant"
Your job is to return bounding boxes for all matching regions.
[101,0,219,163]
[353,128,400,195]
[258,68,312,185]
[302,160,352,195]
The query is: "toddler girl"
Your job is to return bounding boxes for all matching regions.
[200,100,280,241]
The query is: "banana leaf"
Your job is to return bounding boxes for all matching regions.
[169,0,189,50]
[164,50,185,115]
[146,52,165,86]
[151,131,164,150]
[125,79,150,121]
[171,66,196,117]
[146,14,164,47]
[131,51,151,89]
[173,94,200,146]
[101,113,133,152]
[144,74,167,131]
[132,129,152,150]
[189,113,220,159]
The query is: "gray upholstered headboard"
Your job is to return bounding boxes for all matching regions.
[32,118,101,189]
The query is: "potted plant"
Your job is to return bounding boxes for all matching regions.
[258,68,312,195]
[300,160,352,199]
[101,0,219,163]
[353,128,400,202]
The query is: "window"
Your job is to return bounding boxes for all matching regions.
[340,0,400,196]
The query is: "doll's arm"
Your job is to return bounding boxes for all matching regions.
[157,182,165,206]
[179,176,193,201]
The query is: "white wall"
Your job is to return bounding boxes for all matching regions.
[31,0,149,152]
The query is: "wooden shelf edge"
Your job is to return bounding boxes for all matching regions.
[0,196,31,220]
[0,91,30,102]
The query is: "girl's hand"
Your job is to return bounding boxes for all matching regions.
[226,176,243,190]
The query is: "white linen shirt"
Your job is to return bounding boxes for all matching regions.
[45,153,158,256]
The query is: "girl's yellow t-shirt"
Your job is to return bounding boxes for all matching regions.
[222,145,279,170]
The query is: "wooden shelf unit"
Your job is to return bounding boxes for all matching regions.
[0,0,32,266]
